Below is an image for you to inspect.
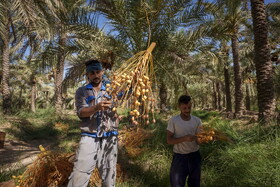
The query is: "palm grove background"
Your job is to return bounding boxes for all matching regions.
[1,0,280,120]
[0,0,280,186]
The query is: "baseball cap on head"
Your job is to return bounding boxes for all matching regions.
[85,59,103,73]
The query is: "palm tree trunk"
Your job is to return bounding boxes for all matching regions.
[212,82,217,110]
[231,30,244,117]
[200,97,204,109]
[223,94,226,108]
[224,65,232,111]
[1,16,11,115]
[216,82,222,111]
[55,32,66,116]
[183,83,189,96]
[27,45,36,113]
[250,0,276,122]
[159,83,167,113]
[222,43,232,112]
[19,87,23,110]
[245,83,250,111]
[207,84,212,109]
[31,76,36,113]
[243,0,249,11]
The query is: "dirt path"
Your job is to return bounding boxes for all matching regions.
[0,117,54,171]
[0,138,53,171]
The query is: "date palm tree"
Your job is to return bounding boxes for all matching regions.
[216,0,248,117]
[267,2,280,114]
[0,2,11,114]
[0,0,61,114]
[94,0,211,112]
[181,0,249,117]
[250,0,276,122]
[36,0,109,116]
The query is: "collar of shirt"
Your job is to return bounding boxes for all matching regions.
[86,83,106,91]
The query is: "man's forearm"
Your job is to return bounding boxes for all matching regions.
[167,135,196,144]
[79,100,112,117]
[79,106,97,117]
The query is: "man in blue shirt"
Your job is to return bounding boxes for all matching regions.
[68,59,119,187]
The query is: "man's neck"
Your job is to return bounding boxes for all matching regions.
[180,113,191,121]
[91,82,102,92]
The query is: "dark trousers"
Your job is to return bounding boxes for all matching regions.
[170,151,201,187]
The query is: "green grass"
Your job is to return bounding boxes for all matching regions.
[17,107,57,120]
[4,108,58,141]
[116,110,280,187]
[3,108,81,150]
[199,118,280,187]
[0,167,25,183]
[1,109,279,187]
[201,139,279,187]
[192,110,220,120]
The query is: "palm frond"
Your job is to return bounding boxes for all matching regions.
[0,1,10,40]
[63,56,86,87]
[180,1,218,27]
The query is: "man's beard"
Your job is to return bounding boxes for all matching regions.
[91,78,101,86]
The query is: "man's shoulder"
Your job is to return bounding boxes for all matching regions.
[76,85,88,95]
[191,115,201,123]
[169,115,180,122]
[77,83,94,90]
[191,115,200,120]
[169,115,181,125]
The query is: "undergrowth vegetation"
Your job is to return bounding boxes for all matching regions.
[117,110,280,187]
[0,109,279,187]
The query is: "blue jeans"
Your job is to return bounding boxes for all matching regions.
[170,151,201,187]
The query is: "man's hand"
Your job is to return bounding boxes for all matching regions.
[196,136,203,144]
[79,101,112,117]
[167,131,196,144]
[95,101,112,111]
[184,135,196,142]
[118,115,124,121]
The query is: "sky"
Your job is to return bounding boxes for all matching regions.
[265,0,279,3]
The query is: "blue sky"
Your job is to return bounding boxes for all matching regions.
[266,0,279,3]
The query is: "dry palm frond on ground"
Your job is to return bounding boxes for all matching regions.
[106,43,157,126]
[14,145,73,187]
[13,146,124,187]
[89,164,124,187]
[119,127,154,158]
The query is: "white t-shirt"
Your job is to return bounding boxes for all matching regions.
[167,115,202,154]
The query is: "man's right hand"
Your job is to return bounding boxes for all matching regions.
[95,101,112,111]
[184,135,196,142]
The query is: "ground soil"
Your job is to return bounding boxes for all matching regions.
[0,118,53,171]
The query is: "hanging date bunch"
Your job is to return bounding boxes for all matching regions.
[106,42,157,125]
[196,126,233,143]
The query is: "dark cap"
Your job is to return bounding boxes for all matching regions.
[85,59,103,72]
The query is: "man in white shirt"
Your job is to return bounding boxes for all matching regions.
[167,95,202,187]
